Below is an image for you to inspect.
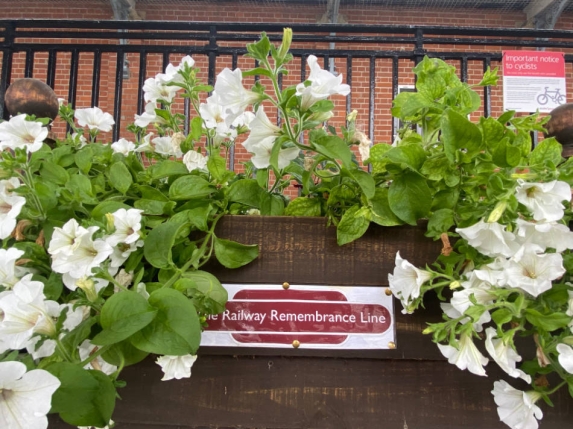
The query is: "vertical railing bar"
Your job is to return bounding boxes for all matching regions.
[24,49,34,78]
[137,50,147,114]
[207,25,217,87]
[368,55,376,145]
[68,50,79,109]
[228,52,238,172]
[162,51,170,73]
[391,56,399,141]
[483,57,491,118]
[46,50,56,89]
[91,49,102,108]
[113,50,125,142]
[461,56,468,83]
[346,55,352,119]
[0,22,15,120]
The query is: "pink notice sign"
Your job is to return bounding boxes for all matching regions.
[200,284,395,350]
[503,50,566,113]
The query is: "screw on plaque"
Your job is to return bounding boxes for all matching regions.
[388,341,396,349]
[292,340,300,348]
[282,282,290,290]
[385,288,392,296]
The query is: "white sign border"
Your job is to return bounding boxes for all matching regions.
[201,284,396,350]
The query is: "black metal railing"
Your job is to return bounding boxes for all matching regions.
[2,20,573,145]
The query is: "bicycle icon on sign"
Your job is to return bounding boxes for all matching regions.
[537,87,566,105]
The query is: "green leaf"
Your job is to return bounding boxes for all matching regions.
[134,199,175,216]
[66,173,98,204]
[285,197,322,216]
[426,208,454,239]
[144,219,190,269]
[529,137,562,167]
[101,340,149,367]
[190,116,203,141]
[92,291,157,346]
[441,109,483,163]
[207,152,228,182]
[46,362,116,427]
[312,135,352,168]
[388,170,432,225]
[383,144,427,172]
[491,138,521,168]
[130,288,201,355]
[369,143,392,174]
[492,308,513,326]
[214,237,259,269]
[149,160,189,180]
[259,192,285,215]
[369,187,403,226]
[337,205,371,246]
[525,309,571,332]
[40,161,69,185]
[61,316,99,352]
[109,162,133,194]
[348,168,375,199]
[176,271,228,314]
[169,175,215,200]
[74,145,93,174]
[35,180,58,211]
[91,201,131,222]
[241,67,273,78]
[226,179,263,208]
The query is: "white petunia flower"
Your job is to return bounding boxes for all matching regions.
[48,219,97,257]
[505,247,565,297]
[248,135,300,170]
[183,150,208,172]
[51,228,113,280]
[152,135,183,158]
[0,247,25,288]
[213,68,262,114]
[0,274,61,350]
[485,327,531,383]
[437,332,489,376]
[111,138,136,155]
[108,240,143,269]
[0,361,60,429]
[515,218,573,253]
[492,380,543,429]
[26,335,56,360]
[0,113,48,153]
[157,55,195,85]
[71,132,87,148]
[142,77,180,103]
[440,302,491,333]
[156,354,197,381]
[296,55,350,110]
[241,106,281,152]
[556,343,573,374]
[451,274,496,316]
[0,182,26,240]
[78,339,118,375]
[515,179,571,222]
[134,102,165,128]
[74,107,115,132]
[388,251,432,314]
[135,132,154,153]
[106,208,143,246]
[456,219,518,258]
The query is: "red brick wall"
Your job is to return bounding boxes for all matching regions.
[2,1,573,174]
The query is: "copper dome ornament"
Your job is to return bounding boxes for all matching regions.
[544,102,573,157]
[4,78,59,121]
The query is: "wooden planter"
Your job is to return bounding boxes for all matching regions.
[51,216,571,429]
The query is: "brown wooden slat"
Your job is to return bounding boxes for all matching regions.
[49,354,572,429]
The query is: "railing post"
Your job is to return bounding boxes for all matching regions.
[0,22,15,120]
[207,25,218,87]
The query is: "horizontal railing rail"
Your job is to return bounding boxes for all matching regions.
[1,19,573,154]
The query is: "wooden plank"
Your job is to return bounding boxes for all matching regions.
[201,215,444,359]
[49,354,572,429]
[206,215,436,286]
